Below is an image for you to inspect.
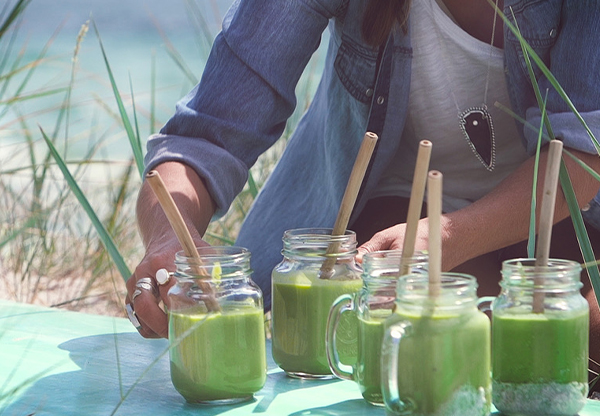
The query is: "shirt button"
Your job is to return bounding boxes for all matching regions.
[365,88,374,97]
[583,203,591,212]
[549,28,557,38]
[376,96,385,105]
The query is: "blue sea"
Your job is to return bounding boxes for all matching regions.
[6,0,325,160]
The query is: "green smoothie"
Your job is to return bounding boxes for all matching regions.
[355,311,389,405]
[492,309,589,415]
[272,271,362,376]
[385,308,491,416]
[168,306,267,403]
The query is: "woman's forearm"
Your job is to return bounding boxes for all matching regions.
[136,161,216,249]
[442,146,600,270]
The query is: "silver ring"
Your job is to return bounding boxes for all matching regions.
[126,303,141,330]
[135,277,158,295]
[131,289,142,302]
[136,282,155,292]
[137,277,154,285]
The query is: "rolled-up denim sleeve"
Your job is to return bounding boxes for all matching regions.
[522,1,600,156]
[144,0,342,217]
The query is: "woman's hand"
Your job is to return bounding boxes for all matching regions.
[357,146,600,273]
[356,219,431,264]
[125,234,209,339]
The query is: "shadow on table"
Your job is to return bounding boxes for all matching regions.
[286,398,379,416]
[2,332,257,415]
[2,332,356,416]
[253,370,341,414]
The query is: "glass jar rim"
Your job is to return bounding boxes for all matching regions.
[395,272,479,308]
[175,246,249,261]
[281,228,358,259]
[362,249,428,261]
[397,272,477,289]
[502,257,581,271]
[501,258,582,290]
[282,227,356,242]
[175,246,251,280]
[361,249,428,282]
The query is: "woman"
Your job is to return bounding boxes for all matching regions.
[126,0,600,388]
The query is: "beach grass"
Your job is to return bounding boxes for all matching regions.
[0,0,321,317]
[2,0,599,382]
[1,0,600,410]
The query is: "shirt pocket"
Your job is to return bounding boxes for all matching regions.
[505,0,561,79]
[334,34,379,103]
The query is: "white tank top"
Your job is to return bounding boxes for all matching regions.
[372,0,529,212]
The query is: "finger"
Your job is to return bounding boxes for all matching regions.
[357,231,393,256]
[355,247,368,264]
[125,290,161,338]
[357,226,405,261]
[133,288,169,338]
[136,322,162,339]
[155,268,177,310]
[125,300,161,338]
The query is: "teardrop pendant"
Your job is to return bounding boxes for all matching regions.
[459,105,496,171]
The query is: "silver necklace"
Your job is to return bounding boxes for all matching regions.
[431,0,500,171]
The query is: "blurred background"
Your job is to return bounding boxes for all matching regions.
[0,0,326,317]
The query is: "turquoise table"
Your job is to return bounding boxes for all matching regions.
[1,300,599,415]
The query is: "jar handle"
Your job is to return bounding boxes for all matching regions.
[326,293,355,380]
[477,296,496,313]
[381,321,414,414]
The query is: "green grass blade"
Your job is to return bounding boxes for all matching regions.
[0,20,64,114]
[109,314,210,415]
[39,126,132,282]
[185,0,215,57]
[493,1,600,153]
[204,231,235,246]
[112,321,124,399]
[563,150,600,184]
[0,216,35,250]
[0,360,68,410]
[498,1,600,303]
[0,0,30,39]
[63,20,90,154]
[0,87,66,105]
[247,170,259,199]
[510,11,555,141]
[527,93,548,257]
[560,162,600,297]
[105,160,133,236]
[128,72,142,155]
[148,13,198,85]
[92,20,144,178]
[496,101,600,182]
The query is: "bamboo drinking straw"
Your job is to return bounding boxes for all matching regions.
[427,170,443,297]
[399,140,432,276]
[320,132,379,279]
[145,170,221,312]
[533,139,564,313]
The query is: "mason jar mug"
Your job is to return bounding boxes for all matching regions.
[381,273,492,416]
[491,258,589,416]
[167,246,267,404]
[271,228,363,379]
[326,250,428,405]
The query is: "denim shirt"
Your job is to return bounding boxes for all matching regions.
[145,0,600,308]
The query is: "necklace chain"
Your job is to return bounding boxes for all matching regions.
[483,0,500,105]
[427,0,500,171]
[430,0,499,115]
